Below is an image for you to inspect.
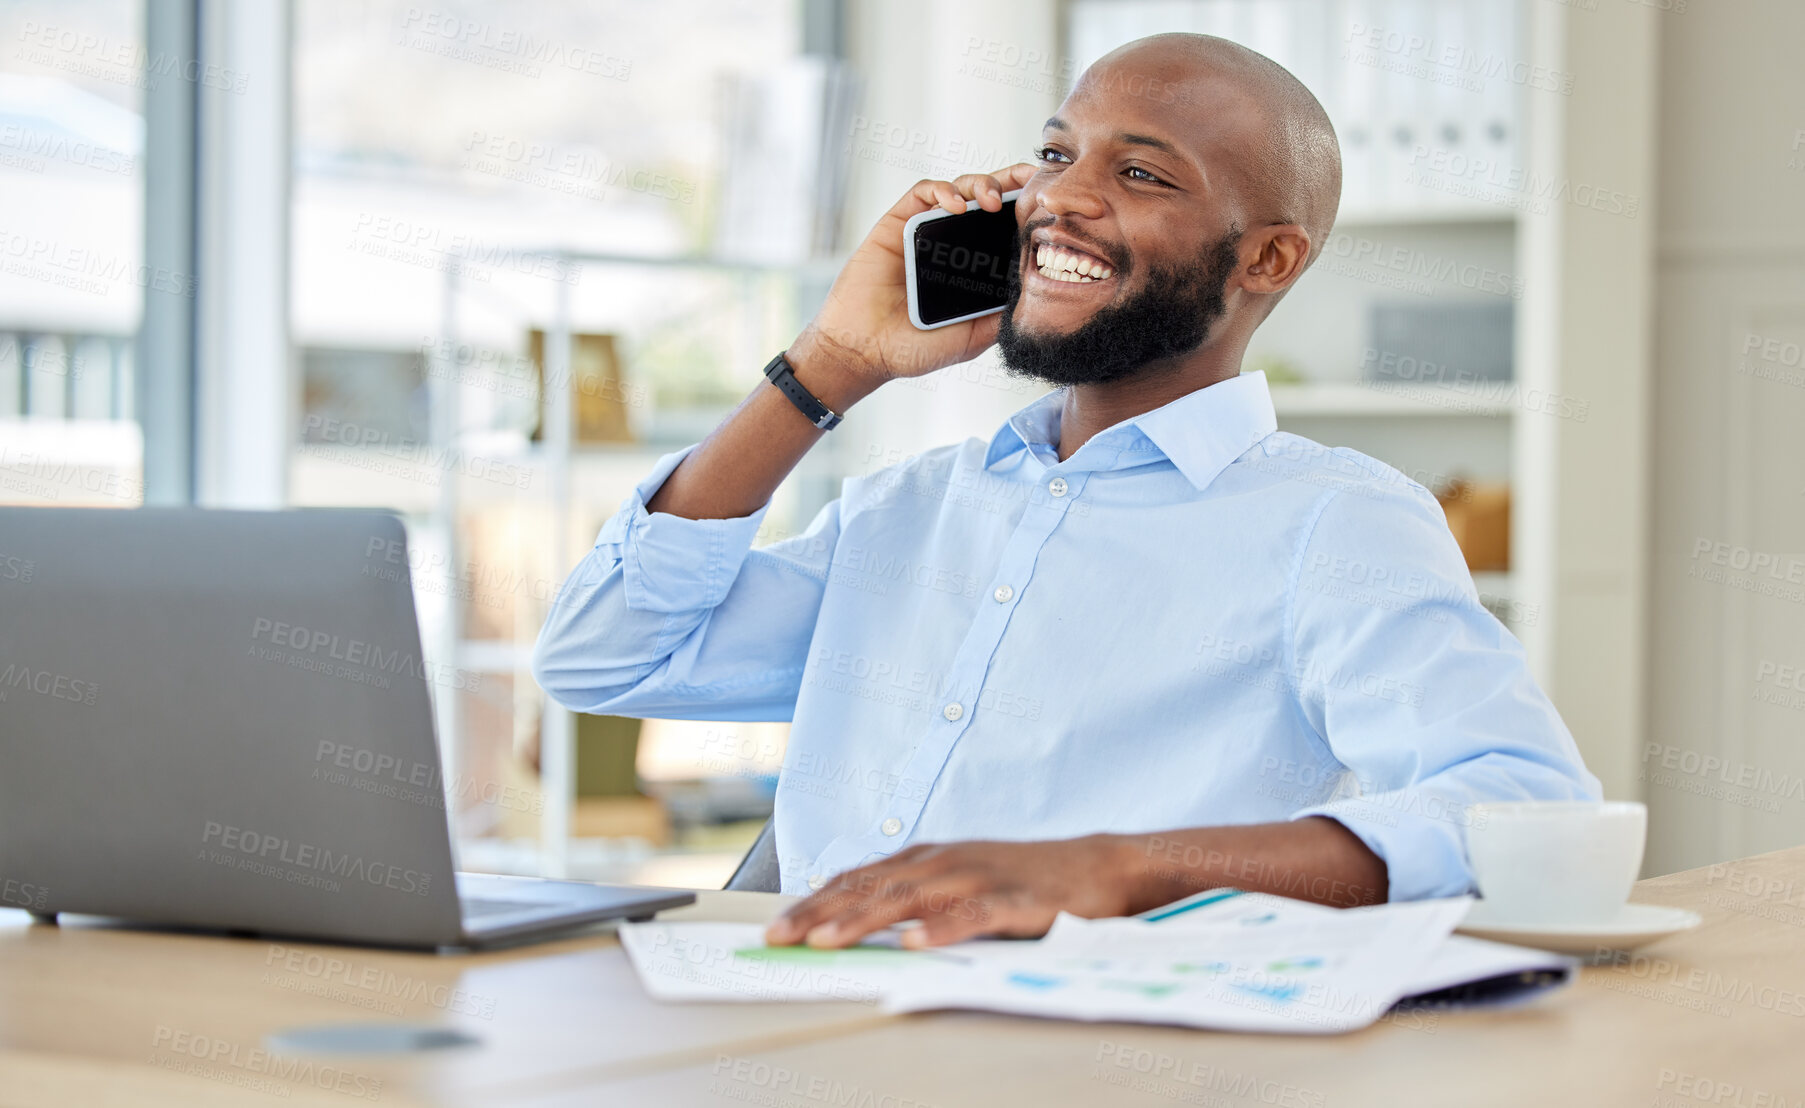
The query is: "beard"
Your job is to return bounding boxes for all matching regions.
[996,227,1244,387]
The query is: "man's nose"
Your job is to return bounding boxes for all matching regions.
[1032,163,1109,222]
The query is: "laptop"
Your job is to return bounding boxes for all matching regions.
[0,506,693,949]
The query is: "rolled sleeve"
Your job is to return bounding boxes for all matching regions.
[607,446,774,613]
[1284,483,1603,901]
[531,444,840,721]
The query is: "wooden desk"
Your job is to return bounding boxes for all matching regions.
[0,891,881,1107]
[4,848,1803,1107]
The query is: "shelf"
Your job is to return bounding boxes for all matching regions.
[487,249,850,282]
[1270,383,1516,418]
[1333,207,1517,230]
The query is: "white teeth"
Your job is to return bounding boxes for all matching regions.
[1033,243,1113,283]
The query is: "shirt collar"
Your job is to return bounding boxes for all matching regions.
[983,371,1278,492]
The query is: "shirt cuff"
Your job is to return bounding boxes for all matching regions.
[596,445,774,613]
[1291,793,1477,902]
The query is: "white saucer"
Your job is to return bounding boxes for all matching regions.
[1456,901,1703,956]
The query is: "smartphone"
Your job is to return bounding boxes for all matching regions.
[903,189,1021,330]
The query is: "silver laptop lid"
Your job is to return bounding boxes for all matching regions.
[0,507,467,947]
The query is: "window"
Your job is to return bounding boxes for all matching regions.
[0,0,146,506]
[290,0,836,884]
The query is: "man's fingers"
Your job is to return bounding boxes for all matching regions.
[764,857,915,944]
[953,164,1037,211]
[797,862,944,947]
[806,869,995,948]
[763,889,845,944]
[953,173,1002,211]
[763,910,803,945]
[899,908,993,949]
[878,163,1038,230]
[763,843,1068,950]
[802,888,924,948]
[766,870,913,948]
[765,851,956,947]
[888,179,964,224]
[992,161,1038,190]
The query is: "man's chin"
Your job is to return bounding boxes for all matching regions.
[1000,359,1144,388]
[1005,290,1113,340]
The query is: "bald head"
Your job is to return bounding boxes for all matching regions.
[1004,31,1345,382]
[1078,33,1342,269]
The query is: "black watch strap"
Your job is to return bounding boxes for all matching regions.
[762,351,843,430]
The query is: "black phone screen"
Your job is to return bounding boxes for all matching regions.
[912,199,1019,327]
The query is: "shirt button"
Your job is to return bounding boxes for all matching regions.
[881,818,903,836]
[942,702,964,721]
[1048,477,1068,497]
[993,584,1014,603]
[808,874,826,891]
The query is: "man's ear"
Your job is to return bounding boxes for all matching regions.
[1238,224,1311,297]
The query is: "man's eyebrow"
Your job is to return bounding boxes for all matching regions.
[1042,117,1186,161]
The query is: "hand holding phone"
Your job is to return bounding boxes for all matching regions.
[787,163,1035,405]
[904,190,1020,330]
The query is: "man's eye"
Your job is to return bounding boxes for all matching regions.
[1033,148,1165,185]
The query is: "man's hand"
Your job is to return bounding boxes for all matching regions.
[641,163,1037,522]
[762,819,1388,950]
[786,163,1039,408]
[762,835,1135,950]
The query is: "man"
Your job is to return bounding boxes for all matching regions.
[532,33,1600,950]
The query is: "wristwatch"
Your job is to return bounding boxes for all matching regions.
[762,351,844,431]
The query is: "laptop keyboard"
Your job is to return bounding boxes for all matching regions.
[460,896,543,920]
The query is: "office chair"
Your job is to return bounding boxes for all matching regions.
[724,817,781,892]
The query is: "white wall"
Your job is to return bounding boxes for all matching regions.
[1644,0,1805,875]
[1515,0,1661,811]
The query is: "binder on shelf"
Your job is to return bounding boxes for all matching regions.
[1338,0,1382,216]
[1402,0,1443,213]
[1375,0,1428,213]
[1422,0,1478,213]
[1475,0,1520,213]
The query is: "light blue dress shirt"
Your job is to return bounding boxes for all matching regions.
[532,370,1601,901]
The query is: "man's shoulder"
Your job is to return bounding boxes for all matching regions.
[842,438,993,502]
[1229,431,1440,510]
[1246,434,1472,583]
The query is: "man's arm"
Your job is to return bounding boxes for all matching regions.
[641,332,873,523]
[531,166,1035,714]
[1281,481,1602,900]
[644,164,1038,523]
[767,471,1597,949]
[764,817,1384,949]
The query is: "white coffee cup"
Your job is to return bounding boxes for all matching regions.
[1465,801,1647,925]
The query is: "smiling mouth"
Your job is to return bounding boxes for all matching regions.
[1033,243,1116,284]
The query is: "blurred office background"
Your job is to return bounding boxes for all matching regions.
[2,0,1799,887]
